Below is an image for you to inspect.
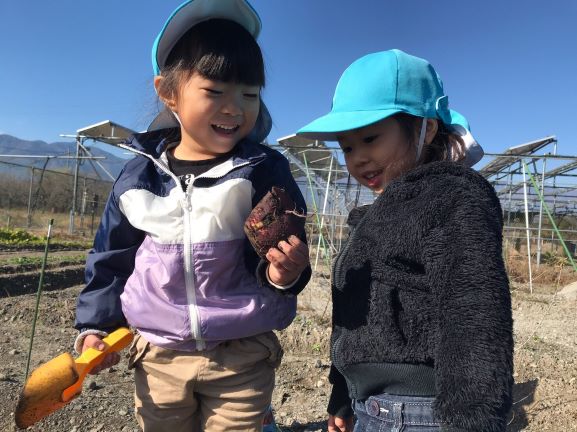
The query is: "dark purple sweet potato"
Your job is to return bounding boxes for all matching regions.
[244,187,306,259]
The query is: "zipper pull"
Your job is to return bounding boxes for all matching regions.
[186,194,193,212]
[180,197,189,212]
[185,176,194,212]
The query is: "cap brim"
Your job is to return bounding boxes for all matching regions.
[298,106,484,167]
[297,108,404,141]
[153,0,261,75]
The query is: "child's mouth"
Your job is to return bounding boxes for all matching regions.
[363,169,383,188]
[212,124,240,135]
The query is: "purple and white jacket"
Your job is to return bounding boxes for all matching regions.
[75,128,311,352]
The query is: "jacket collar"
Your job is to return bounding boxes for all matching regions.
[122,127,268,167]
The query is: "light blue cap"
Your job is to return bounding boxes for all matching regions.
[298,49,472,142]
[298,49,483,166]
[152,0,261,75]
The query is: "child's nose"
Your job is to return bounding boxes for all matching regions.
[352,148,371,166]
[221,95,243,116]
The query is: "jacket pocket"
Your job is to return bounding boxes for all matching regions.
[127,333,150,370]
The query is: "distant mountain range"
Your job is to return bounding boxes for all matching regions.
[0,134,129,180]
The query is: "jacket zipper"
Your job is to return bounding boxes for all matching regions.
[180,161,253,350]
[119,145,206,348]
[182,179,205,350]
[119,144,253,350]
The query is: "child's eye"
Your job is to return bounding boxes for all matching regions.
[363,135,378,144]
[341,146,352,154]
[244,93,258,99]
[204,88,223,95]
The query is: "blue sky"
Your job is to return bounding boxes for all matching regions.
[1,0,576,160]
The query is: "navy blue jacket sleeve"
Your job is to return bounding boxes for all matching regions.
[75,185,145,332]
[252,153,312,295]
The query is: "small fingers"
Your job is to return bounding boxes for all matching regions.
[277,236,309,264]
[83,335,105,352]
[267,247,298,273]
[327,416,341,432]
[334,416,353,432]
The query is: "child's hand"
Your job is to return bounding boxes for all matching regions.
[82,334,121,375]
[266,235,309,286]
[328,415,354,432]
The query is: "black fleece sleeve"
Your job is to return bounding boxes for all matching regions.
[328,364,353,418]
[424,182,513,432]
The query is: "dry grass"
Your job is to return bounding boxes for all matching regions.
[505,247,577,289]
[0,208,100,240]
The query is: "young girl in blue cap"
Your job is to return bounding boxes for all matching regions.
[298,49,513,432]
[73,1,311,430]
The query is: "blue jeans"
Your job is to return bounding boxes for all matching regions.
[353,393,441,432]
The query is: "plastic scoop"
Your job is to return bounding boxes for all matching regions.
[15,327,133,429]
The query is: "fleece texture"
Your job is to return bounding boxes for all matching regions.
[329,161,513,432]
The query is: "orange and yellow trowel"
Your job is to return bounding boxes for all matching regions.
[15,327,133,429]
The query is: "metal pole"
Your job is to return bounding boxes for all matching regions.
[523,160,577,272]
[536,155,548,266]
[506,166,514,226]
[26,167,34,228]
[504,164,514,263]
[315,156,333,270]
[302,153,330,270]
[80,178,87,231]
[69,137,81,234]
[331,176,338,253]
[521,161,533,293]
[551,142,558,250]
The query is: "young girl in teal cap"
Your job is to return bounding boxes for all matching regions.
[74,1,311,430]
[298,49,513,432]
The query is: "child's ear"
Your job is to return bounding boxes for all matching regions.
[154,75,178,111]
[424,119,439,145]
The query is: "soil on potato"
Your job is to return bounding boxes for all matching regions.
[0,257,576,431]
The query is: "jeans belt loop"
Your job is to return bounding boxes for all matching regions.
[392,402,403,432]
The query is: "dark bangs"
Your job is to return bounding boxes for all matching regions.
[164,19,265,87]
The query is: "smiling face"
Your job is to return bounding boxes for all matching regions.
[153,19,265,161]
[337,117,417,194]
[156,72,260,160]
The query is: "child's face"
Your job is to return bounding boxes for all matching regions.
[168,72,260,159]
[337,117,415,194]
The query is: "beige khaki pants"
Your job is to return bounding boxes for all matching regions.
[128,332,283,432]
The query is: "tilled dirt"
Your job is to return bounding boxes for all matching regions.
[0,250,87,297]
[0,269,575,431]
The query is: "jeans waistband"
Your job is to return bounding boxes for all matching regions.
[355,393,441,428]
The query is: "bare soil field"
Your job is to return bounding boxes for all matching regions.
[0,248,576,431]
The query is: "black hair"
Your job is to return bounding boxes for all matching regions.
[158,18,265,99]
[393,113,465,164]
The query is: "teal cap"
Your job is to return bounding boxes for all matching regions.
[298,49,472,142]
[152,0,261,76]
